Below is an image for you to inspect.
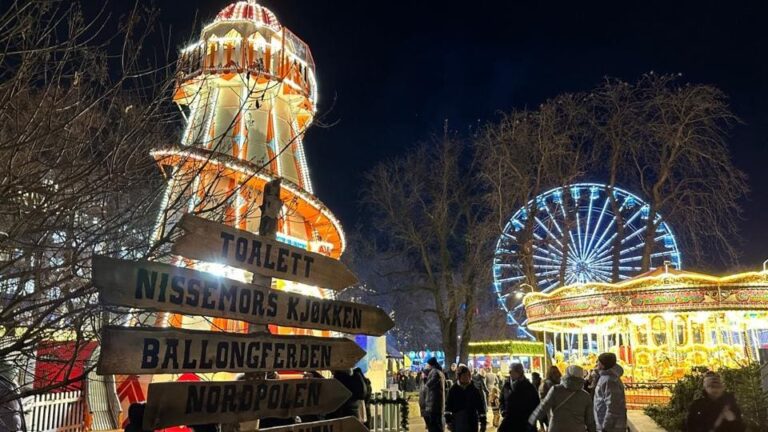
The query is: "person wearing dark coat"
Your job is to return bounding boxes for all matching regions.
[421,357,446,432]
[498,363,539,432]
[445,365,487,432]
[686,372,745,432]
[326,369,368,420]
[123,403,149,432]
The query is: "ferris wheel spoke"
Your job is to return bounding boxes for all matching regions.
[497,275,526,283]
[581,196,595,256]
[619,255,643,263]
[619,224,648,245]
[543,203,565,237]
[575,211,584,258]
[618,243,645,256]
[621,205,646,230]
[586,231,618,262]
[534,217,564,248]
[532,254,561,264]
[583,198,611,256]
[584,217,617,262]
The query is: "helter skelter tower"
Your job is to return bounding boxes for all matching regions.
[150,1,345,335]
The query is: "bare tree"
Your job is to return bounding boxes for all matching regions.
[593,74,748,270]
[363,134,493,364]
[475,94,590,293]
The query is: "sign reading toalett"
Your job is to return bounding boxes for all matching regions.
[172,214,357,291]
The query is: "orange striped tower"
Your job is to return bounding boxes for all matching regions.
[150,0,344,336]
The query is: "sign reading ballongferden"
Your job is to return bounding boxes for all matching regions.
[260,416,368,432]
[97,327,366,375]
[172,214,357,291]
[142,379,351,429]
[93,256,394,336]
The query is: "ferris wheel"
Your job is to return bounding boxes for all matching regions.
[493,182,682,328]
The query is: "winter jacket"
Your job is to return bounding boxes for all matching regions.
[539,377,560,400]
[686,392,745,432]
[0,376,23,432]
[327,370,367,419]
[529,375,596,432]
[593,365,627,432]
[421,367,446,418]
[446,383,487,432]
[472,373,489,399]
[498,377,539,432]
[485,371,498,392]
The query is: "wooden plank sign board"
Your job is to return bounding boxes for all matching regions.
[97,326,365,375]
[143,378,351,429]
[172,214,358,291]
[258,416,368,432]
[93,256,394,336]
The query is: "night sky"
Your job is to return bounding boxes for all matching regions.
[156,1,767,270]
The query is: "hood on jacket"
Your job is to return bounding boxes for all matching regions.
[599,364,624,379]
[562,375,586,391]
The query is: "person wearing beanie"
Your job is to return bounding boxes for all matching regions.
[445,365,487,432]
[529,365,596,432]
[686,372,745,432]
[593,353,627,432]
[498,363,539,432]
[421,357,446,432]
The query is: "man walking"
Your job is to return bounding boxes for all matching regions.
[593,353,627,432]
[498,363,539,432]
[422,357,446,432]
[446,365,487,432]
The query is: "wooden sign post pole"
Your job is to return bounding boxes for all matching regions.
[249,178,281,333]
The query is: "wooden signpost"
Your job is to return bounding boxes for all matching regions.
[93,256,394,336]
[259,416,368,432]
[95,179,387,431]
[97,326,366,375]
[171,214,358,291]
[142,378,352,429]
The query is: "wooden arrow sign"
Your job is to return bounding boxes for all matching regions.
[172,214,357,291]
[97,326,365,375]
[143,378,351,429]
[93,256,394,336]
[258,417,368,432]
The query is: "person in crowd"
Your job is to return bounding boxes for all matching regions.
[447,363,458,382]
[686,372,745,432]
[539,365,562,429]
[0,372,24,432]
[355,367,373,428]
[488,386,501,428]
[540,366,562,400]
[593,353,627,432]
[531,372,542,395]
[529,365,596,432]
[399,370,409,391]
[421,357,446,432]
[498,363,539,432]
[407,371,419,392]
[446,365,487,432]
[327,369,368,420]
[584,367,599,396]
[123,403,148,432]
[472,367,490,402]
[485,367,499,395]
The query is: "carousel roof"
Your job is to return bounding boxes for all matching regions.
[522,267,768,331]
[215,1,281,30]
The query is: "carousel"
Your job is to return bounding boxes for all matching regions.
[523,264,768,407]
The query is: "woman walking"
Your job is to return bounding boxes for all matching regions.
[529,365,596,432]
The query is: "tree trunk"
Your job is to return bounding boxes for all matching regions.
[640,203,658,272]
[608,187,624,282]
[442,317,459,366]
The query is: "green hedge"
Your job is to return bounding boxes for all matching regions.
[467,341,545,356]
[645,364,768,432]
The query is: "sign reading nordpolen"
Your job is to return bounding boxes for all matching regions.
[93,256,394,336]
[260,417,368,432]
[172,214,358,291]
[97,326,366,375]
[142,379,351,429]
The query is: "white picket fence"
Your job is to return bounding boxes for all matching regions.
[23,390,85,432]
[370,390,406,432]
